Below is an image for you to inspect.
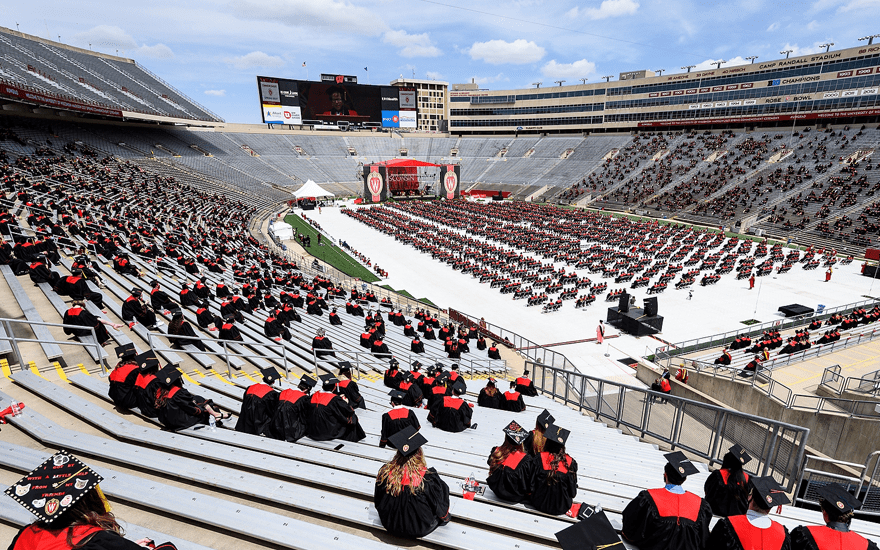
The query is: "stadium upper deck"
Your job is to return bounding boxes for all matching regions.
[450,44,880,135]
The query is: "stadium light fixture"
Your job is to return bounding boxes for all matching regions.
[532,82,542,88]
[681,65,696,73]
[713,60,727,69]
[745,55,758,64]
[579,78,588,85]
[655,69,665,76]
[858,34,880,45]
[780,49,794,58]
[819,43,834,52]
[555,80,566,86]
[602,75,614,82]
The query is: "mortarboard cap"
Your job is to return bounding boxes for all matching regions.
[503,420,528,445]
[389,389,406,402]
[664,451,699,482]
[319,374,339,387]
[750,476,791,508]
[115,343,136,360]
[169,307,183,318]
[260,367,281,385]
[387,426,427,456]
[727,443,753,467]
[555,507,624,550]
[487,376,497,385]
[135,351,159,371]
[298,375,317,389]
[157,364,182,387]
[223,313,236,321]
[4,451,104,524]
[544,424,570,446]
[338,361,353,373]
[815,483,858,515]
[537,409,555,430]
[411,361,422,370]
[452,377,467,395]
[131,287,142,295]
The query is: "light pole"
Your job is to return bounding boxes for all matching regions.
[655,69,665,76]
[713,60,727,69]
[602,75,614,82]
[532,82,542,88]
[681,65,696,73]
[579,78,588,85]
[780,49,793,59]
[819,43,834,52]
[858,34,880,46]
[745,55,758,64]
[555,80,566,87]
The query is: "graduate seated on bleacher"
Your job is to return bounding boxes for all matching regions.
[706,476,792,550]
[312,328,336,359]
[515,370,538,397]
[528,424,578,516]
[477,377,502,409]
[380,390,421,448]
[328,307,342,325]
[790,484,880,550]
[63,300,121,346]
[272,374,316,443]
[524,409,555,456]
[134,352,161,418]
[486,421,532,503]
[427,383,474,433]
[121,288,158,330]
[397,374,424,408]
[622,451,712,550]
[108,344,140,410]
[426,374,452,410]
[502,381,526,412]
[54,269,103,308]
[384,358,404,388]
[336,363,366,409]
[374,427,450,538]
[154,364,230,431]
[167,308,206,351]
[487,341,501,360]
[703,444,751,518]
[714,348,732,365]
[218,313,243,341]
[307,374,366,442]
[235,367,281,436]
[5,451,179,550]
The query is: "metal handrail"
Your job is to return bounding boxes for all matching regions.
[528,359,811,493]
[310,346,507,378]
[0,317,105,373]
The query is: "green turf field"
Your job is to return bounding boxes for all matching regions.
[283,214,380,283]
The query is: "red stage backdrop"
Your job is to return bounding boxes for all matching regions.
[363,158,459,201]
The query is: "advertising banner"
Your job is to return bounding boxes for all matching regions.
[0,83,123,117]
[399,89,417,110]
[381,110,400,127]
[260,79,281,104]
[363,164,387,203]
[439,164,461,200]
[262,104,285,123]
[281,106,302,124]
[399,111,417,128]
[381,87,400,110]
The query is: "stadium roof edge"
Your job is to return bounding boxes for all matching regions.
[0,25,135,64]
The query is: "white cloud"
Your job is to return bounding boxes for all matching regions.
[541,59,597,79]
[135,44,174,59]
[766,22,780,31]
[467,39,545,65]
[690,56,755,71]
[571,0,640,19]
[73,25,137,50]
[469,73,507,85]
[204,89,226,97]
[383,30,441,58]
[426,71,444,80]
[232,0,386,36]
[806,20,820,31]
[225,51,285,70]
[838,0,880,10]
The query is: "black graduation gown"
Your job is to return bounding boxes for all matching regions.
[195,307,215,328]
[329,313,342,325]
[312,336,336,358]
[703,469,749,517]
[264,317,291,341]
[411,339,425,354]
[235,383,280,436]
[29,262,59,285]
[9,524,155,550]
[156,386,214,431]
[134,372,160,418]
[63,307,111,344]
[529,452,578,515]
[379,406,421,448]
[621,489,712,550]
[707,515,791,550]
[150,288,174,310]
[487,449,533,503]
[398,381,424,407]
[273,388,311,442]
[523,430,547,456]
[218,323,243,341]
[427,385,451,410]
[384,367,404,389]
[501,390,526,412]
[108,362,139,410]
[121,296,157,326]
[487,346,501,359]
[337,379,366,409]
[374,468,451,538]
[179,288,200,307]
[790,524,879,550]
[169,320,206,351]
[371,339,391,358]
[428,396,472,432]
[477,387,502,409]
[307,391,366,441]
[515,377,538,397]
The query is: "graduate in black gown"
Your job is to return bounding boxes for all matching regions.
[384,358,404,389]
[374,426,451,538]
[272,375,316,442]
[398,375,425,408]
[486,420,533,503]
[707,476,791,550]
[154,364,229,431]
[514,370,538,397]
[218,313,243,341]
[166,308,206,351]
[622,451,712,550]
[307,375,366,441]
[380,390,421,448]
[704,444,752,517]
[501,381,526,412]
[790,484,879,550]
[133,352,161,418]
[336,363,366,409]
[121,288,157,329]
[524,409,555,456]
[528,424,578,515]
[107,344,139,410]
[63,300,119,346]
[235,367,281,436]
[427,384,473,432]
[312,328,336,359]
[477,377,502,409]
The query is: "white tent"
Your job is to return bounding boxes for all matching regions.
[270,220,294,240]
[293,180,334,198]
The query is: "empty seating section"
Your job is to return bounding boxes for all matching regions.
[0,28,219,121]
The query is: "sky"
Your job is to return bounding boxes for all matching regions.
[4,0,880,123]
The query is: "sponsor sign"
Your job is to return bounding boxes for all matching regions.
[260,79,281,104]
[321,74,358,84]
[381,110,400,128]
[399,89,416,109]
[636,107,880,127]
[399,111,417,128]
[768,79,781,87]
[0,83,122,117]
[278,81,299,106]
[262,104,284,124]
[380,87,399,110]
[281,106,302,124]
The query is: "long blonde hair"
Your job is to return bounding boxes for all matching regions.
[488,439,522,475]
[377,449,427,496]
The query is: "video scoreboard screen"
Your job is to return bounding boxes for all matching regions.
[257,74,417,128]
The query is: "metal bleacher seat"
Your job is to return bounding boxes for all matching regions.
[0,265,63,361]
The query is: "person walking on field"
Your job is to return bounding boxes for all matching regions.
[596,320,605,345]
[825,267,833,282]
[749,274,755,290]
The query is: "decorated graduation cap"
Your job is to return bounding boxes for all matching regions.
[815,483,859,516]
[750,476,791,508]
[115,343,136,360]
[503,420,528,446]
[298,374,317,389]
[544,424,570,447]
[537,409,555,430]
[260,367,281,385]
[387,425,427,456]
[4,451,104,523]
[487,376,497,385]
[156,364,182,387]
[555,506,623,550]
[664,451,699,485]
[389,389,406,403]
[223,313,236,321]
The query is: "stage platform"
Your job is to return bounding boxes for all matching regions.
[607,306,664,337]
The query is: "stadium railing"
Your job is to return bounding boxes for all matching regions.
[0,316,105,373]
[527,359,810,493]
[796,452,880,517]
[312,349,507,378]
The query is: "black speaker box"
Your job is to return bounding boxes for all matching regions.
[644,297,658,317]
[619,291,630,313]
